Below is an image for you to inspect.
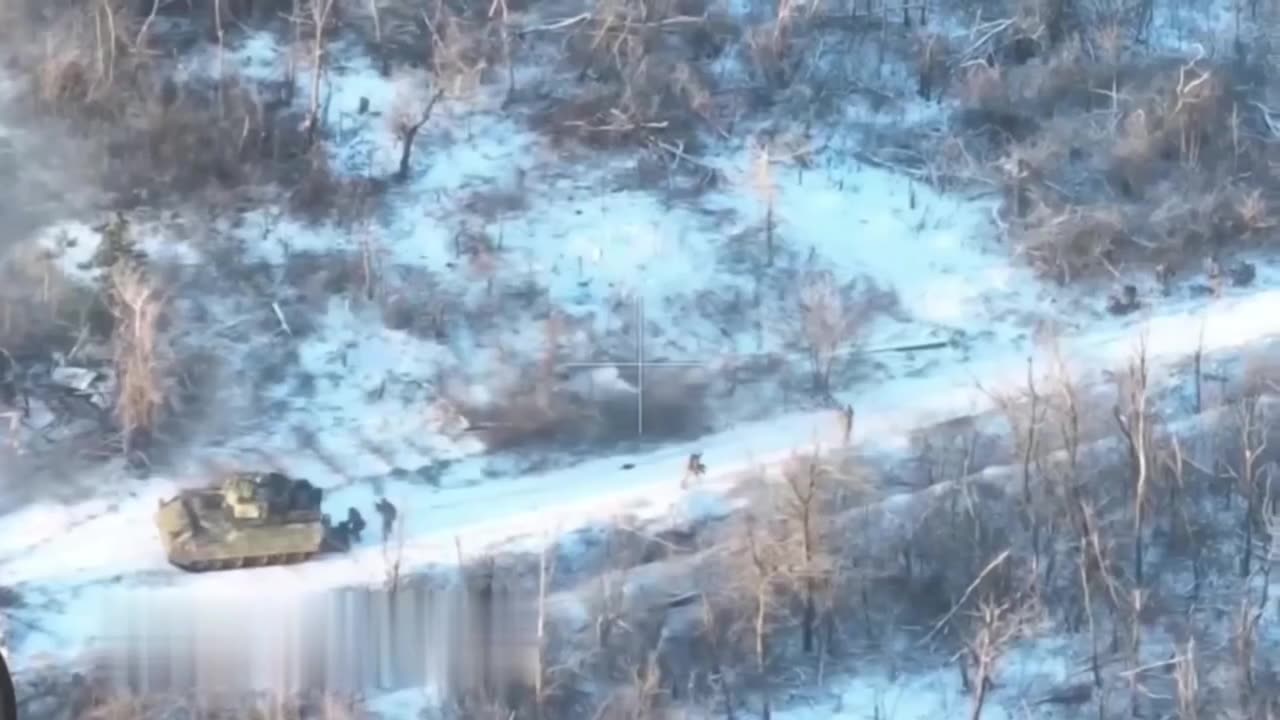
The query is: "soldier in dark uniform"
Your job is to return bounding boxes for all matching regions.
[375,498,398,542]
[324,514,349,551]
[681,452,706,489]
[1106,284,1139,315]
[346,507,366,542]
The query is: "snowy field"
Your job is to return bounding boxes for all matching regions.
[0,0,1278,716]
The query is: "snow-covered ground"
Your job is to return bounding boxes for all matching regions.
[1,0,1278,716]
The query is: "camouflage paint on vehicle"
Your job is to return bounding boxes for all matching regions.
[154,471,347,572]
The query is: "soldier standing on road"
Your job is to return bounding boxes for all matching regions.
[347,507,366,543]
[681,452,707,489]
[375,498,398,542]
[839,403,855,446]
[1207,256,1223,298]
[1155,263,1173,296]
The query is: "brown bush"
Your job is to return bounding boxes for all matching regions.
[532,0,729,151]
[944,42,1280,279]
[1009,205,1127,283]
[109,261,176,460]
[6,3,330,207]
[0,244,108,359]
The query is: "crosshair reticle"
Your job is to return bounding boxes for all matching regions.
[559,295,704,436]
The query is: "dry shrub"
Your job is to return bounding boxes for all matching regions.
[945,42,1279,277]
[459,185,531,221]
[1024,35,1100,110]
[537,0,728,150]
[995,131,1066,220]
[780,271,899,394]
[288,148,347,223]
[1009,205,1127,283]
[0,244,108,359]
[1142,182,1261,258]
[281,250,367,306]
[109,262,176,459]
[913,31,952,100]
[538,62,716,150]
[13,6,319,203]
[1108,107,1160,197]
[428,7,506,96]
[380,268,457,341]
[956,61,1010,111]
[744,23,790,89]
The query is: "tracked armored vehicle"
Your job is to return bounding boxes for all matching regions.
[154,471,357,572]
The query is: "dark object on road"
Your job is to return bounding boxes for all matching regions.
[154,471,361,571]
[1230,260,1256,287]
[345,504,366,538]
[1106,284,1140,316]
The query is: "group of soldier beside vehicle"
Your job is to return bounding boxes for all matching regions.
[325,496,398,550]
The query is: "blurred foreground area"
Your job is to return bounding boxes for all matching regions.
[89,576,538,704]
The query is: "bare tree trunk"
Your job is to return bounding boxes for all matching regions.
[215,0,226,112]
[305,0,337,145]
[1114,340,1152,607]
[488,0,516,100]
[701,595,737,720]
[1021,359,1043,582]
[747,526,774,720]
[134,0,161,50]
[1232,394,1267,578]
[534,540,551,719]
[396,89,446,181]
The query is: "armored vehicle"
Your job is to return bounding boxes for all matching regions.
[154,471,358,572]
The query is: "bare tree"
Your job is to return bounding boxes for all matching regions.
[1173,637,1200,720]
[301,0,338,145]
[985,358,1047,579]
[92,0,124,96]
[699,591,738,720]
[1225,381,1268,579]
[1114,336,1154,591]
[1163,436,1206,598]
[214,0,227,106]
[963,596,1028,720]
[133,0,162,51]
[741,516,786,720]
[531,536,568,720]
[748,143,779,268]
[109,262,173,465]
[488,0,517,100]
[367,0,382,47]
[789,272,869,397]
[1112,336,1156,717]
[779,449,829,655]
[393,87,446,181]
